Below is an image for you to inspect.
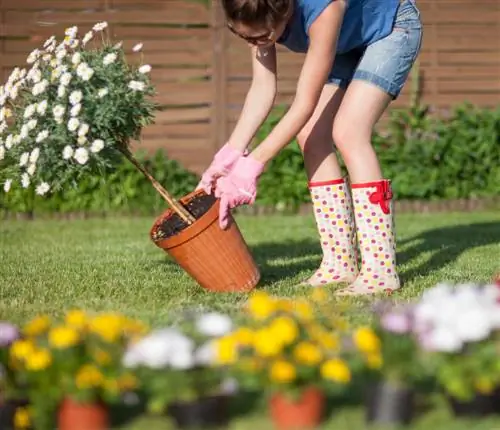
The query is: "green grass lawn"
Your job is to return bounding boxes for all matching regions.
[1,210,500,428]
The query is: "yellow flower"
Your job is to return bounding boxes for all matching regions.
[23,315,50,337]
[93,348,112,366]
[253,328,283,357]
[366,352,383,370]
[118,373,138,391]
[294,300,313,321]
[49,326,80,349]
[216,336,238,365]
[104,378,119,395]
[321,358,351,384]
[239,358,261,372]
[353,327,380,354]
[247,291,277,320]
[475,377,494,395]
[10,340,35,361]
[276,298,294,312]
[293,342,323,366]
[75,364,104,389]
[308,325,339,350]
[269,316,298,345]
[89,313,124,342]
[65,310,87,329]
[233,327,254,346]
[13,407,31,429]
[25,348,52,371]
[310,288,328,303]
[270,360,296,384]
[123,319,149,338]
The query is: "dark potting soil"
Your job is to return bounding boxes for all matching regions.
[152,193,217,241]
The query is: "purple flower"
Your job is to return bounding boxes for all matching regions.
[0,322,19,347]
[381,312,412,334]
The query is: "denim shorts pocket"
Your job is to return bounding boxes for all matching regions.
[394,0,422,31]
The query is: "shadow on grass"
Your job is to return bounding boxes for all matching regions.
[398,221,500,284]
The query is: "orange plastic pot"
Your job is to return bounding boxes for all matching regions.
[58,398,108,430]
[269,387,325,430]
[150,190,260,293]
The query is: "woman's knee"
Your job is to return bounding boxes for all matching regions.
[332,120,371,156]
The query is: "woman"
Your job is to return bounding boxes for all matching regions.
[197,0,423,295]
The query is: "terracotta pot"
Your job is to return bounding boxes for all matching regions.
[167,395,229,428]
[150,189,260,293]
[269,387,325,430]
[58,398,108,430]
[365,380,415,425]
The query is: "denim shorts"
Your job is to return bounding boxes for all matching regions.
[327,0,423,98]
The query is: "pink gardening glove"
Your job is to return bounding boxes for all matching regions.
[214,155,265,229]
[197,143,247,195]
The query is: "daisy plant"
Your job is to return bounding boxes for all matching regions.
[0,22,195,223]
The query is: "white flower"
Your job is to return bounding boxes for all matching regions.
[69,90,83,105]
[170,350,195,370]
[27,163,36,176]
[23,104,36,119]
[128,80,145,91]
[93,22,108,32]
[76,63,94,81]
[139,64,152,74]
[27,49,41,64]
[195,341,216,366]
[43,36,56,48]
[90,139,104,153]
[103,53,117,65]
[3,179,12,193]
[27,119,37,130]
[82,31,93,45]
[68,118,80,132]
[35,130,49,143]
[70,104,81,117]
[19,152,29,167]
[73,147,89,165]
[113,41,123,49]
[68,39,79,49]
[77,136,87,146]
[132,43,143,52]
[29,147,40,163]
[21,173,30,188]
[455,309,492,342]
[56,49,67,60]
[5,134,13,149]
[27,68,41,84]
[0,122,6,134]
[65,26,78,38]
[42,53,52,62]
[97,88,108,98]
[57,85,66,98]
[195,312,232,337]
[13,135,21,145]
[53,105,65,119]
[0,145,4,161]
[36,100,48,116]
[60,72,72,86]
[62,145,73,160]
[32,80,48,96]
[35,182,50,196]
[71,52,82,65]
[19,69,27,80]
[78,123,89,137]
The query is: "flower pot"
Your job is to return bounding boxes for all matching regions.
[58,398,108,430]
[167,395,229,429]
[365,380,415,426]
[150,189,260,293]
[447,391,498,417]
[269,387,325,430]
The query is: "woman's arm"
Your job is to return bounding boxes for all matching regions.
[250,0,347,164]
[226,44,277,152]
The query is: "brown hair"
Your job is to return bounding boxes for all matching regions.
[221,0,292,28]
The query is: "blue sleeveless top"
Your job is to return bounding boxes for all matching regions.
[276,0,400,54]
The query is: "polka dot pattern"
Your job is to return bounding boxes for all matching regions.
[303,179,358,286]
[337,180,400,295]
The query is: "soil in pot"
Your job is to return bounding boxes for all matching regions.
[167,395,229,429]
[447,391,499,417]
[365,380,415,425]
[151,193,216,241]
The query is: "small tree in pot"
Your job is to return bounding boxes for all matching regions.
[0,22,259,292]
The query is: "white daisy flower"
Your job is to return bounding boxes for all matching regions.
[60,72,72,86]
[78,123,89,137]
[19,69,27,79]
[53,105,65,119]
[23,104,36,119]
[90,139,104,153]
[68,39,79,49]
[103,53,117,65]
[21,173,30,188]
[32,80,48,96]
[82,31,93,45]
[69,90,83,105]
[5,134,13,149]
[27,119,37,130]
[93,22,108,32]
[65,26,78,38]
[57,85,66,98]
[36,182,50,196]
[81,68,94,81]
[76,63,94,81]
[97,88,109,98]
[3,179,12,193]
[19,152,29,167]
[35,130,49,143]
[72,52,82,65]
[74,147,89,165]
[28,68,42,84]
[0,145,4,160]
[43,36,56,48]
[27,163,36,176]
[70,103,81,117]
[132,43,143,52]
[27,49,41,64]
[68,118,80,132]
[128,80,145,91]
[0,122,7,134]
[36,100,48,116]
[13,135,21,145]
[62,145,74,160]
[20,126,29,139]
[42,53,52,62]
[113,41,123,49]
[29,147,40,163]
[139,64,152,74]
[56,49,67,60]
[77,136,87,146]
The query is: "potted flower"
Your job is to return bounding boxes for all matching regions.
[0,22,260,293]
[123,310,235,428]
[411,282,500,417]
[8,310,146,430]
[215,290,353,430]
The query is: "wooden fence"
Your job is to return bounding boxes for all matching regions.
[1,0,499,174]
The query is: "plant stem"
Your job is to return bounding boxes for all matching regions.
[120,148,196,224]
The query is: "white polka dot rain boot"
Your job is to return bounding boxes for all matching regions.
[299,178,359,287]
[336,179,400,296]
